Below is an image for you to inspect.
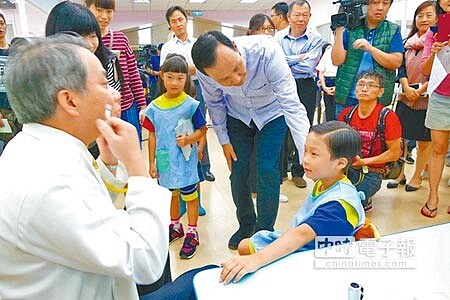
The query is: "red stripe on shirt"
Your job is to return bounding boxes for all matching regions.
[102,30,146,111]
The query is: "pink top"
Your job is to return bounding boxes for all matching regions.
[421,29,450,96]
[102,30,146,111]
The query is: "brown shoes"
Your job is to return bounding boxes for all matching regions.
[292,176,307,188]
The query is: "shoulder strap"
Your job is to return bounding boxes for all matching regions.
[344,105,359,124]
[374,106,391,152]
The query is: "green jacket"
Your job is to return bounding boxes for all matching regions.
[335,20,400,106]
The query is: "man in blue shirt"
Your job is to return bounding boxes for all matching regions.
[274,0,324,189]
[331,0,404,116]
[192,31,309,250]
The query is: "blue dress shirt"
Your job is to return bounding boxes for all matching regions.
[275,26,324,79]
[196,35,310,162]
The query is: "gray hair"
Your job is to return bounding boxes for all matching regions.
[4,34,88,124]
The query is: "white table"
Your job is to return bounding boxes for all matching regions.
[194,222,450,300]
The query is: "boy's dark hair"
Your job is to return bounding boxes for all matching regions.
[191,31,235,75]
[84,0,115,9]
[271,2,289,21]
[310,121,361,170]
[356,70,385,88]
[165,6,188,24]
[0,13,5,24]
[157,54,192,96]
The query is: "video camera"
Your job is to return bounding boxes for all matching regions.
[330,0,368,31]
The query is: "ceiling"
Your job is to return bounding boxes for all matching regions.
[28,0,337,27]
[115,0,279,11]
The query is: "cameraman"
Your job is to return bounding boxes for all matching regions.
[331,0,404,117]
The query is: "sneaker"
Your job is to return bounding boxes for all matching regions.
[279,193,288,203]
[363,197,373,213]
[169,223,184,244]
[292,176,307,188]
[179,232,199,259]
[405,155,415,165]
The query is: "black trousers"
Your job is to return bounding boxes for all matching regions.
[289,77,316,177]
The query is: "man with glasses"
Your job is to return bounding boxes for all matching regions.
[270,2,289,31]
[331,0,404,117]
[338,70,402,212]
[274,0,323,189]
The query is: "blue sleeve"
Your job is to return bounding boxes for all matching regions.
[192,106,206,130]
[151,56,161,72]
[389,29,405,53]
[303,201,355,237]
[397,54,407,79]
[343,29,349,51]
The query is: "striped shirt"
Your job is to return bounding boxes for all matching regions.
[102,30,146,111]
[106,58,121,93]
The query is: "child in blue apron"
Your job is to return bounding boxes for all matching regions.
[143,54,207,259]
[220,121,366,284]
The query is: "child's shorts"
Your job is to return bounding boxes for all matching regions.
[170,183,198,201]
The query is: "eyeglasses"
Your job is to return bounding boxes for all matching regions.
[356,82,381,89]
[260,26,275,32]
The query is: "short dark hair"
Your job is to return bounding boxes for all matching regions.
[310,121,362,170]
[165,6,188,24]
[84,0,115,10]
[289,0,311,13]
[191,31,235,75]
[356,70,385,88]
[271,2,289,20]
[0,13,5,24]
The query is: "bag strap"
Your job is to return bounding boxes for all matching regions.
[376,106,390,152]
[344,105,358,125]
[345,105,391,156]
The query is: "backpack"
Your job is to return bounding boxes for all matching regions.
[344,105,405,180]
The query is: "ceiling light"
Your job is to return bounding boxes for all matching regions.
[240,0,258,3]
[189,0,206,3]
[133,0,150,3]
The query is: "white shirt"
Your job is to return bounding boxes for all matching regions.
[160,35,197,79]
[316,47,338,78]
[0,123,170,300]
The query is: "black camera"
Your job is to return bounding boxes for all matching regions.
[331,0,368,30]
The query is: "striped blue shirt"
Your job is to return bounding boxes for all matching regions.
[274,26,324,79]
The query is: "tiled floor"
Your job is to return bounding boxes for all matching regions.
[141,124,450,279]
